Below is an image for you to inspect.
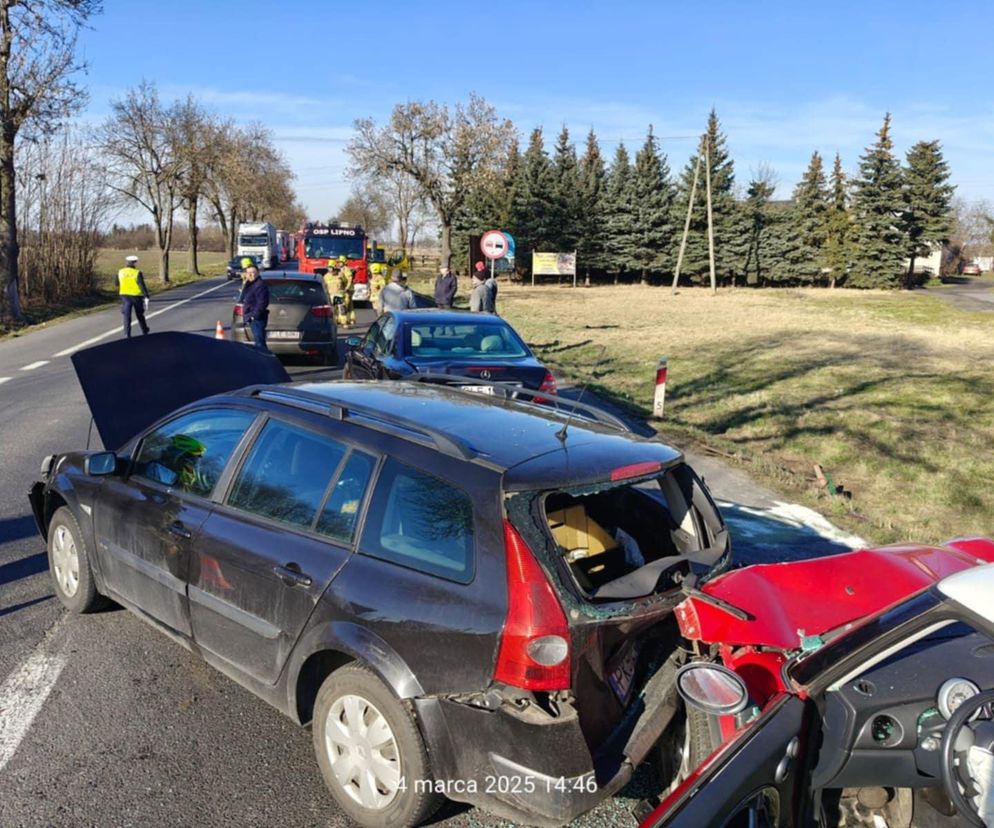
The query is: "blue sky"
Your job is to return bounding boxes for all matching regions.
[79,0,992,220]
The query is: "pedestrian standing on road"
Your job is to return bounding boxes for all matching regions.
[434,265,457,309]
[241,265,271,353]
[379,269,416,313]
[476,261,498,314]
[469,270,489,312]
[118,254,150,338]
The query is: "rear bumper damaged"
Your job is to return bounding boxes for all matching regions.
[414,664,680,826]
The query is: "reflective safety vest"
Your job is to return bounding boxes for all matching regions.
[118,267,144,296]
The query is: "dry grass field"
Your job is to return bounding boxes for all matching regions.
[495,282,994,547]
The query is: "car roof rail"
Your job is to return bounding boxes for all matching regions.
[409,373,635,434]
[248,387,479,462]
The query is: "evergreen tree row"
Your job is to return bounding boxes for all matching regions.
[454,110,954,289]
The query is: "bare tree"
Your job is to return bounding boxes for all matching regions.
[348,94,515,268]
[17,129,111,301]
[0,0,101,321]
[99,82,183,283]
[337,179,390,237]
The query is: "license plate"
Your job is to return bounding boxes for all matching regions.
[270,330,300,340]
[462,385,495,395]
[608,644,639,705]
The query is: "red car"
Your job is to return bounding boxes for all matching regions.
[641,539,994,828]
[962,263,982,276]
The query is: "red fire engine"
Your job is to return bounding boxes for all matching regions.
[296,223,369,290]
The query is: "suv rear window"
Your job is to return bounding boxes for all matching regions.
[266,280,326,304]
[360,458,475,583]
[525,464,728,602]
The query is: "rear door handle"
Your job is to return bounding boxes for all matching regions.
[168,522,192,540]
[273,564,312,588]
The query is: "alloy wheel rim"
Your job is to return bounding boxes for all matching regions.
[324,693,401,809]
[51,524,80,597]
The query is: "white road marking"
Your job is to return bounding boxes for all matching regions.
[20,361,49,371]
[0,376,10,385]
[0,631,68,772]
[52,279,234,358]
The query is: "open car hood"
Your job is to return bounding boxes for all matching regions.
[677,539,994,651]
[71,332,291,449]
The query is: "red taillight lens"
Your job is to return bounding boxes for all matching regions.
[610,461,663,481]
[233,303,244,317]
[310,305,331,318]
[494,520,571,691]
[539,371,557,394]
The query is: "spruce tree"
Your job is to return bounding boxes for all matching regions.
[551,125,581,251]
[601,143,637,282]
[903,139,954,285]
[671,109,738,285]
[576,128,607,284]
[511,128,557,272]
[849,114,906,288]
[823,153,852,287]
[792,151,829,283]
[630,125,675,284]
[740,175,776,285]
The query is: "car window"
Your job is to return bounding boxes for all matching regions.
[363,318,383,354]
[360,458,475,583]
[315,450,376,544]
[267,280,326,304]
[228,419,347,530]
[133,408,256,498]
[375,315,398,356]
[407,321,528,359]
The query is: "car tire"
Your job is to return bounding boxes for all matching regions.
[322,347,338,367]
[47,506,106,613]
[312,664,442,828]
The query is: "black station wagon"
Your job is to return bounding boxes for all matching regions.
[30,333,730,828]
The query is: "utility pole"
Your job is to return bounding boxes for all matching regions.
[671,150,701,293]
[704,136,717,294]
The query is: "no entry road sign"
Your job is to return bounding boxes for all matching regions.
[480,230,509,260]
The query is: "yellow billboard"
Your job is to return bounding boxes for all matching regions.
[532,251,576,276]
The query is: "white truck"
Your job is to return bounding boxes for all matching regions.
[237,222,279,269]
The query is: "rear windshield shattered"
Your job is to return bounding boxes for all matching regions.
[508,464,729,605]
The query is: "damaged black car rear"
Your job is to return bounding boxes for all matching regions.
[30,332,729,828]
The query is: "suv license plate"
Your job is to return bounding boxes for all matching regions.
[462,385,495,395]
[608,645,638,705]
[270,331,300,340]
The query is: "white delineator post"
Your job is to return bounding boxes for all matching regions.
[653,357,668,417]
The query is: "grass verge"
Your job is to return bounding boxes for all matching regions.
[498,283,994,547]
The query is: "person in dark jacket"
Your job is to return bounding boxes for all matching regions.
[433,265,457,308]
[241,266,271,352]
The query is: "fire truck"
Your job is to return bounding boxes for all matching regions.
[297,223,370,297]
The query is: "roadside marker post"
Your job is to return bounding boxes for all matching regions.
[653,357,668,417]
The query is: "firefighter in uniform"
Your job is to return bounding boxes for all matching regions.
[369,262,387,311]
[335,255,356,327]
[118,254,150,337]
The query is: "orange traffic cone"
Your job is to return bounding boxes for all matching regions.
[215,320,225,339]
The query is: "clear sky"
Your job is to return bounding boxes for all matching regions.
[78,0,991,220]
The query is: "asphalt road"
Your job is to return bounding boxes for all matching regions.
[0,271,861,828]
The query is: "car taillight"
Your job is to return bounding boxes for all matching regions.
[233,303,244,317]
[610,461,663,481]
[310,305,331,318]
[539,371,557,394]
[494,520,571,691]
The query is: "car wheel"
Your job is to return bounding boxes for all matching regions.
[322,347,338,367]
[48,506,106,613]
[686,704,721,769]
[312,664,442,828]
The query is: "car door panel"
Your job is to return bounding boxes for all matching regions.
[647,695,811,828]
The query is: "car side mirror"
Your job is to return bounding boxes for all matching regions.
[85,451,118,476]
[345,336,362,348]
[332,295,344,305]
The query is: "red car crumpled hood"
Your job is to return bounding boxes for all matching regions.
[677,538,994,651]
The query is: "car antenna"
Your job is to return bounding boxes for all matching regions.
[555,345,609,443]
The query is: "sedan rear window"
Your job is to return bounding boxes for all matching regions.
[407,322,528,359]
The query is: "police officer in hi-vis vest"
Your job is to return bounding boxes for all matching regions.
[118,254,150,337]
